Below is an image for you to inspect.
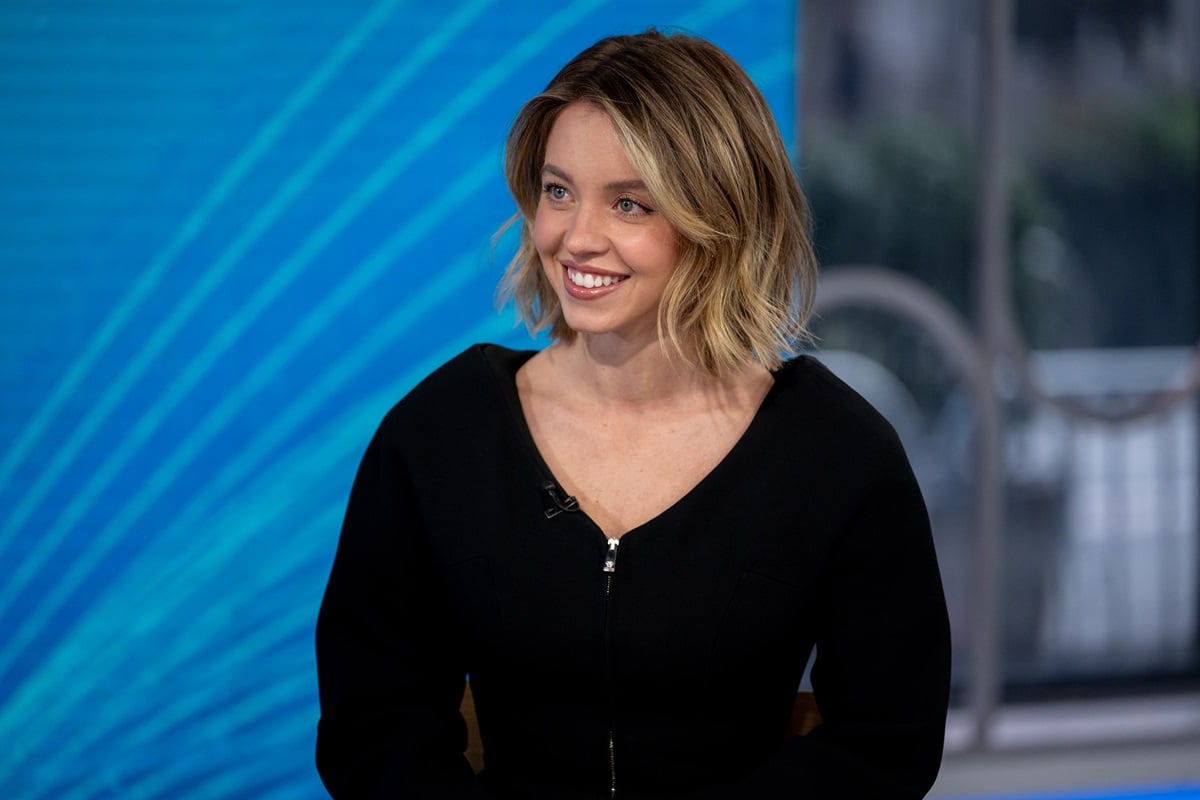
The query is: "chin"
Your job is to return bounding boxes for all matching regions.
[561,316,656,344]
[559,316,612,337]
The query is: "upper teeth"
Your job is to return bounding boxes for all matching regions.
[567,268,626,288]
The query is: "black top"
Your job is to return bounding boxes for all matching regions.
[316,344,951,799]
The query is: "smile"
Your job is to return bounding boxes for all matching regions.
[566,267,628,289]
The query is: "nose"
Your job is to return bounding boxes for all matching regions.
[564,201,608,257]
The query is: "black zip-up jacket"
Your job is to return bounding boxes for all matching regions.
[316,344,951,798]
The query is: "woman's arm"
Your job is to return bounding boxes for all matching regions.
[803,459,951,796]
[696,450,952,799]
[315,418,493,799]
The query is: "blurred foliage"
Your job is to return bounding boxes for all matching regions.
[800,119,991,421]
[1022,93,1198,347]
[1016,0,1168,53]
[800,118,1051,325]
[801,92,1198,352]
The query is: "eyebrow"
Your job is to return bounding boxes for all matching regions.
[541,163,648,193]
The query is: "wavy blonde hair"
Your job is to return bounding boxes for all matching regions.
[498,29,817,375]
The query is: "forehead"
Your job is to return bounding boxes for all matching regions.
[542,102,639,179]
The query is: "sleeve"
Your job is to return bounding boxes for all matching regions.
[694,446,952,799]
[315,416,494,799]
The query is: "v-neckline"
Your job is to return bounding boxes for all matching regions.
[481,344,793,541]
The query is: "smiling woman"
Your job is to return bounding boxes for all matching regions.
[500,30,816,378]
[315,29,951,800]
[532,103,681,345]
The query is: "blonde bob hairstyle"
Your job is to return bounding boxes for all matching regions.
[499,29,818,376]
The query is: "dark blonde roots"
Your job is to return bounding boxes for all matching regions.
[498,29,818,376]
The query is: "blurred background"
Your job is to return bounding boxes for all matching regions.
[0,0,1196,797]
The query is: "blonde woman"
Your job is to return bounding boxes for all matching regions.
[316,29,950,799]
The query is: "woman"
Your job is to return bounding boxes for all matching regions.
[316,30,951,799]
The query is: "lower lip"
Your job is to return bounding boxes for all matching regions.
[562,267,627,300]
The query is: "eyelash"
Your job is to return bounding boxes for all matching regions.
[543,182,570,203]
[615,196,652,216]
[541,182,653,217]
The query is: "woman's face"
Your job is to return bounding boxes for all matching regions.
[533,102,681,346]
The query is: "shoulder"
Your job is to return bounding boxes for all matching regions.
[773,355,901,439]
[767,354,913,478]
[377,343,536,438]
[405,343,531,401]
[764,356,933,556]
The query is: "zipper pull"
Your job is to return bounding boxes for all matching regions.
[603,537,620,573]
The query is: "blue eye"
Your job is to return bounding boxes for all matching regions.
[616,197,650,216]
[543,182,569,202]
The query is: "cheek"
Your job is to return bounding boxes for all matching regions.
[532,207,558,257]
[641,228,682,273]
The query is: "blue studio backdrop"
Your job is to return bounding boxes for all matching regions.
[0,2,796,797]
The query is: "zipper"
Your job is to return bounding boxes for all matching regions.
[608,731,617,799]
[603,537,620,573]
[602,536,621,798]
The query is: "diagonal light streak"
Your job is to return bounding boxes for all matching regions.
[37,612,319,798]
[1,333,523,800]
[0,0,608,660]
[126,672,322,800]
[0,0,403,529]
[0,147,496,678]
[185,716,324,800]
[92,572,330,786]
[746,52,794,95]
[39,542,330,795]
[97,284,519,644]
[0,263,505,765]
[5,475,338,785]
[0,33,497,611]
[129,246,490,554]
[15,317,522,762]
[6,474,338,778]
[677,0,749,30]
[0,146,487,602]
[0,313,521,779]
[97,157,495,539]
[116,671,318,800]
[0,0,492,553]
[80,316,518,791]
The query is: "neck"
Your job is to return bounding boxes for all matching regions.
[550,333,767,409]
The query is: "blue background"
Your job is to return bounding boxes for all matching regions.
[0,2,796,797]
